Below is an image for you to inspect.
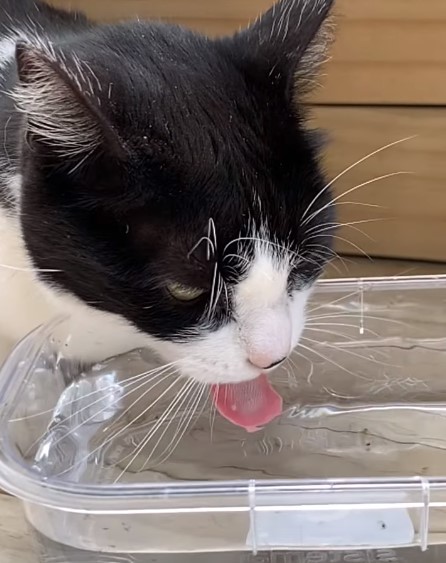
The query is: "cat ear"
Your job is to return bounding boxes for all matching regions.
[234,0,335,95]
[14,43,122,160]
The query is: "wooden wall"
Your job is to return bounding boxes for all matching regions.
[49,0,446,262]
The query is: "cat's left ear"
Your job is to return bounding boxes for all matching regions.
[233,0,335,97]
[14,42,123,163]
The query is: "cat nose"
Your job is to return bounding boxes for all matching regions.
[248,354,287,371]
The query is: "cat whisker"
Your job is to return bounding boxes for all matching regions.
[304,218,386,238]
[208,217,218,261]
[46,364,179,451]
[295,341,371,382]
[22,362,186,459]
[288,349,314,385]
[300,335,398,369]
[300,136,416,224]
[223,236,295,259]
[306,321,381,338]
[112,377,198,479]
[307,289,362,315]
[209,388,218,442]
[10,360,182,423]
[304,326,360,342]
[55,368,188,477]
[224,253,251,267]
[305,242,343,258]
[187,235,215,260]
[335,201,383,210]
[135,379,200,471]
[307,313,410,328]
[146,382,208,469]
[0,263,61,273]
[307,233,374,261]
[222,279,230,309]
[303,171,411,228]
[305,244,355,272]
[303,325,390,360]
[285,354,305,386]
[206,261,221,319]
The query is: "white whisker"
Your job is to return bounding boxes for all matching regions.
[50,366,177,451]
[300,335,398,369]
[305,218,385,237]
[303,171,411,227]
[138,379,201,471]
[188,236,215,260]
[296,341,371,382]
[113,378,197,479]
[307,233,374,261]
[56,369,187,477]
[0,263,61,273]
[149,382,207,468]
[300,136,416,224]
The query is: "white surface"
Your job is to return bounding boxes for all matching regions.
[247,506,414,549]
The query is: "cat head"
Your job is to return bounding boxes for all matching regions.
[13,0,335,385]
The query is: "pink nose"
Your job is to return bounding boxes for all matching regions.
[248,354,287,371]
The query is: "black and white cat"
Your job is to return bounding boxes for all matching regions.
[0,0,335,429]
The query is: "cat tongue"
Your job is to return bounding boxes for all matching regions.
[211,374,283,432]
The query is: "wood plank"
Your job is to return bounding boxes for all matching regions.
[49,0,446,105]
[49,0,446,22]
[325,258,446,279]
[48,0,271,20]
[313,106,446,262]
[314,4,446,105]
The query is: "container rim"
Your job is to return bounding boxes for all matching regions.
[1,274,446,513]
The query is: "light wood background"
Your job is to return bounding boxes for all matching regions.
[48,0,446,264]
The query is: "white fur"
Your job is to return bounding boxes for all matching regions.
[2,27,102,159]
[0,37,16,72]
[12,53,102,159]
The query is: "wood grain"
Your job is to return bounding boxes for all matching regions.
[0,494,34,563]
[49,0,446,22]
[314,106,446,262]
[49,0,269,20]
[314,0,446,105]
[48,0,446,105]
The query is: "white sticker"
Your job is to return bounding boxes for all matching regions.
[247,508,414,550]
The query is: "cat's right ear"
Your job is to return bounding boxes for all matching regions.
[232,0,335,98]
[14,43,124,163]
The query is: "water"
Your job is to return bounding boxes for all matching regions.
[6,282,446,560]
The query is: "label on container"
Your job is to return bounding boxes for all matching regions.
[242,549,412,563]
[246,508,414,550]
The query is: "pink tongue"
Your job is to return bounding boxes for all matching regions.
[211,374,283,433]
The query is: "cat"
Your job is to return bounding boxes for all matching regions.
[0,0,335,429]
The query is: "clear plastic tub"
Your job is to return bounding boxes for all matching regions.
[1,275,446,563]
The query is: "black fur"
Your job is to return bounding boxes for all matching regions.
[0,0,335,340]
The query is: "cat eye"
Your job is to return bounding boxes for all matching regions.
[167,282,206,302]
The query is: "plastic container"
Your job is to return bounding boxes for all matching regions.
[1,275,446,563]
